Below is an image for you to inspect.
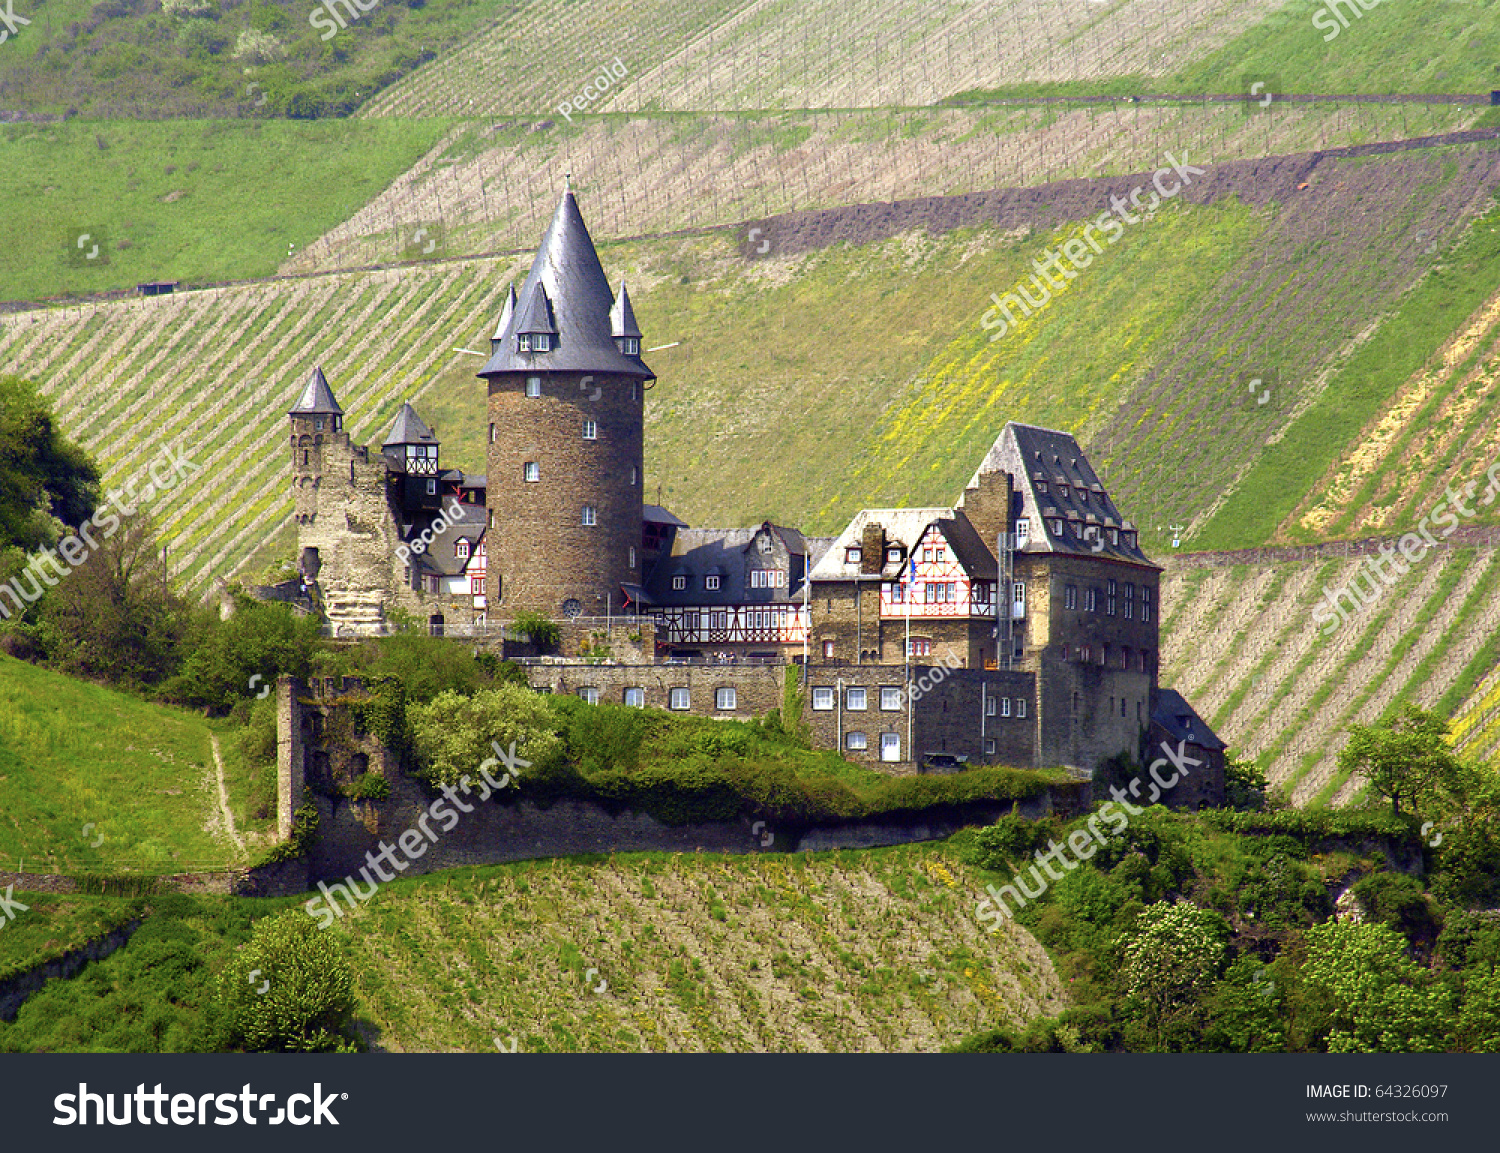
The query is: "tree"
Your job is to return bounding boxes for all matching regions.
[408,683,562,785]
[212,911,356,1052]
[160,591,326,713]
[1338,705,1466,817]
[510,609,561,649]
[1117,901,1227,1049]
[1299,920,1451,1053]
[0,374,100,554]
[38,513,189,688]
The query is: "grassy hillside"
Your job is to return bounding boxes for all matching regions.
[0,655,262,872]
[0,118,454,302]
[8,138,1499,591]
[336,847,1062,1052]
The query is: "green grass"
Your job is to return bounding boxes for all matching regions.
[0,891,145,983]
[0,117,454,302]
[0,654,254,872]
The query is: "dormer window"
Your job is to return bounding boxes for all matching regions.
[519,333,552,353]
[706,574,721,590]
[455,539,470,559]
[672,575,688,591]
[1049,518,1063,536]
[846,546,862,564]
[620,337,640,355]
[886,547,901,564]
[1037,481,1047,494]
[1059,482,1070,498]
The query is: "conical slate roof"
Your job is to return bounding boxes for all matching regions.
[289,367,342,416]
[383,402,438,448]
[478,188,653,380]
[514,281,556,335]
[611,282,641,339]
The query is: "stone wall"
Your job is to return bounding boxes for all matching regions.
[524,661,785,721]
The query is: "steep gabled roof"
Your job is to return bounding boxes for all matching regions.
[478,187,654,380]
[611,282,641,339]
[289,367,342,416]
[383,402,438,448]
[808,507,996,582]
[1151,689,1227,751]
[970,422,1157,569]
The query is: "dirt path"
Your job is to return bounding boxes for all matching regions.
[208,733,246,860]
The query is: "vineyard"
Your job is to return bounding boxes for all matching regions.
[7,135,1500,593]
[289,102,1481,277]
[335,848,1062,1052]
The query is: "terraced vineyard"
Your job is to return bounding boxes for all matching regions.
[362,0,1278,119]
[1159,542,1500,806]
[336,848,1063,1052]
[292,102,1478,276]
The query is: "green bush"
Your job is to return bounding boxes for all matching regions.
[211,911,356,1052]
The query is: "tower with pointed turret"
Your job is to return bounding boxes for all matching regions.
[479,185,653,620]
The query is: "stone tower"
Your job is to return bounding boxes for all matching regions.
[479,185,654,619]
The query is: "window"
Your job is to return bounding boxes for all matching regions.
[1142,587,1153,622]
[582,419,597,440]
[985,695,997,717]
[1037,481,1048,494]
[889,582,904,603]
[672,575,687,591]
[1059,482,1070,498]
[1077,488,1088,505]
[716,687,737,711]
[880,733,901,762]
[880,687,902,711]
[1000,697,1013,717]
[984,738,996,755]
[630,466,637,486]
[1124,582,1134,620]
[315,418,324,432]
[426,479,437,496]
[1121,646,1131,670]
[711,611,728,630]
[886,547,902,564]
[624,687,645,708]
[922,547,933,562]
[524,461,539,482]
[1139,650,1149,673]
[1016,698,1027,718]
[582,505,597,526]
[705,574,721,590]
[811,687,835,710]
[1049,519,1063,536]
[924,582,956,603]
[622,337,640,355]
[525,376,541,398]
[1064,584,1077,611]
[935,546,946,562]
[669,688,690,710]
[489,423,496,444]
[846,687,867,710]
[1015,518,1029,544]
[629,547,636,569]
[1109,528,1119,546]
[759,536,772,554]
[822,640,835,658]
[519,332,551,352]
[455,539,470,559]
[973,581,990,603]
[1085,587,1097,613]
[470,575,484,595]
[578,686,600,705]
[846,546,862,564]
[1013,581,1026,609]
[1107,578,1117,617]
[750,570,782,589]
[908,638,931,657]
[846,731,867,751]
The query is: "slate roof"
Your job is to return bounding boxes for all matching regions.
[644,523,823,606]
[289,367,342,416]
[808,508,997,582]
[643,503,688,527]
[490,286,517,348]
[384,402,438,447]
[1151,689,1227,751]
[407,502,488,579]
[968,422,1157,568]
[611,283,641,338]
[478,188,654,380]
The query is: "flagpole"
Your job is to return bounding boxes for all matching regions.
[906,555,913,765]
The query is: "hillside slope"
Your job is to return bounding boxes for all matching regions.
[335,849,1063,1052]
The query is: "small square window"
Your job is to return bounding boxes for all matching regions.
[582,505,597,526]
[880,687,902,711]
[705,574,721,590]
[669,687,690,710]
[524,462,539,482]
[811,687,835,710]
[759,537,773,554]
[846,546,861,564]
[716,687,737,710]
[525,376,541,398]
[847,687,867,710]
[984,738,996,755]
[672,575,687,590]
[582,419,597,440]
[886,547,902,564]
[624,687,644,708]
[846,731,867,751]
[922,547,933,562]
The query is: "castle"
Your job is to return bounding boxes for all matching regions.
[283,184,1224,801]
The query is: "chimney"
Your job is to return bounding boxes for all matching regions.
[860,521,885,574]
[956,466,1014,558]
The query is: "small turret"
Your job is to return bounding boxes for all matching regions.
[610,282,642,357]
